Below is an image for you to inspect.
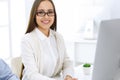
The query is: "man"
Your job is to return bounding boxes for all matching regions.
[0,58,19,80]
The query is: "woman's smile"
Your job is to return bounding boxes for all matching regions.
[41,20,50,24]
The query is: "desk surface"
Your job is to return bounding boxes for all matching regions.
[74,65,93,80]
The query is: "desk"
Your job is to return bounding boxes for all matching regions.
[74,65,93,80]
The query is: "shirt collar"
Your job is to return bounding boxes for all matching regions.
[35,28,53,41]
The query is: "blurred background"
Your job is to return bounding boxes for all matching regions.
[0,0,120,66]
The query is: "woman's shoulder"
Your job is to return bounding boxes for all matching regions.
[21,33,35,44]
[22,30,36,40]
[22,33,31,41]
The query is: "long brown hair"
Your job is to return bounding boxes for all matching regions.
[25,0,57,34]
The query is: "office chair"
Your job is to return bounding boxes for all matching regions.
[11,57,24,80]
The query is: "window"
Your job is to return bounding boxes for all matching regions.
[54,0,104,40]
[0,0,11,59]
[0,0,26,59]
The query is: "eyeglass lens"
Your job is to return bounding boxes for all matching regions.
[36,9,54,17]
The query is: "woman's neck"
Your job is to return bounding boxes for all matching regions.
[38,28,50,37]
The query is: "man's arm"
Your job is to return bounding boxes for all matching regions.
[0,59,19,80]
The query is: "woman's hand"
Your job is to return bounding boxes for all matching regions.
[64,75,78,80]
[72,78,78,80]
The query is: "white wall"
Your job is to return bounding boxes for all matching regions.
[94,0,120,26]
[24,0,34,24]
[10,0,26,57]
[110,0,120,19]
[75,40,96,65]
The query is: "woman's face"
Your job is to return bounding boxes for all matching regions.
[36,0,54,31]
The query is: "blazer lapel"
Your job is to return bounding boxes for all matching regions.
[52,31,63,76]
[30,30,44,74]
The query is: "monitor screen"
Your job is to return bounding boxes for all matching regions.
[92,19,120,80]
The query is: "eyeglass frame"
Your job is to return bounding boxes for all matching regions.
[36,10,55,17]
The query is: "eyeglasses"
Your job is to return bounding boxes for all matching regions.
[36,10,54,17]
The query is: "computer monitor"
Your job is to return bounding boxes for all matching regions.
[92,19,120,80]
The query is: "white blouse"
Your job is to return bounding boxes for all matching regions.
[35,28,58,77]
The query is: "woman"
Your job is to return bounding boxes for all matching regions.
[21,0,77,80]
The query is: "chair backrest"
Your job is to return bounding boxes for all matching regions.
[11,57,24,80]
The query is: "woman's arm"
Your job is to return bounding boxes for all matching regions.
[58,34,77,80]
[62,50,74,79]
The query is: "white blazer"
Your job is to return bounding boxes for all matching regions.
[21,29,74,80]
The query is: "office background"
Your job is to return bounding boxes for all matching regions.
[0,0,120,65]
